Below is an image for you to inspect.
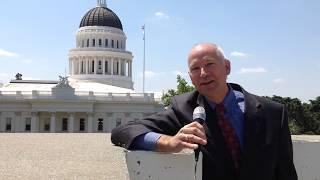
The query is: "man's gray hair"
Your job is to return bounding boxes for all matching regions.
[192,43,227,60]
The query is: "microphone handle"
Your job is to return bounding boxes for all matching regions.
[193,118,204,162]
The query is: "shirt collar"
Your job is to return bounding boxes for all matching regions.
[206,84,236,111]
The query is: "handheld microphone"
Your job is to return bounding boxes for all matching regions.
[193,106,206,162]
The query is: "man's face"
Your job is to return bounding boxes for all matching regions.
[188,44,230,98]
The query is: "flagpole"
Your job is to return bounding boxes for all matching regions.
[142,24,146,94]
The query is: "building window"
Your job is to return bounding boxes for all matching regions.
[87,39,89,47]
[92,61,95,73]
[6,117,12,131]
[99,39,102,46]
[98,118,103,131]
[117,40,119,48]
[44,123,50,131]
[116,61,119,74]
[25,118,31,131]
[82,40,84,47]
[62,118,68,131]
[92,39,95,47]
[105,39,108,47]
[80,118,85,131]
[111,40,114,48]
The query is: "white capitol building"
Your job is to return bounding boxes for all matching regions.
[0,0,163,133]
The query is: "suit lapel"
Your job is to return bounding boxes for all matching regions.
[240,91,265,175]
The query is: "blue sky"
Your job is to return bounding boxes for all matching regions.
[0,0,319,102]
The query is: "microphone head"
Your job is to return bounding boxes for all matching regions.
[193,106,206,122]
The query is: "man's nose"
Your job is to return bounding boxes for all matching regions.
[200,67,207,77]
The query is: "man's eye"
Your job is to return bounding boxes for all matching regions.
[206,63,214,67]
[191,67,200,72]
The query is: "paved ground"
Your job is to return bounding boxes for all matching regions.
[0,133,129,180]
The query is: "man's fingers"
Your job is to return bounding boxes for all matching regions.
[180,126,206,141]
[179,133,207,145]
[180,141,198,150]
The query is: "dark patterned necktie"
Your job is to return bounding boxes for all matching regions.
[216,104,241,171]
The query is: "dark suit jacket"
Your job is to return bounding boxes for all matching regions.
[111,83,297,180]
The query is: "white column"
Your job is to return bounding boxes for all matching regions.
[103,57,106,75]
[78,58,81,74]
[31,112,39,133]
[130,61,132,77]
[73,58,76,75]
[119,59,122,75]
[111,58,114,75]
[86,57,89,74]
[50,112,56,133]
[126,60,129,76]
[14,112,22,132]
[87,113,93,133]
[68,113,74,133]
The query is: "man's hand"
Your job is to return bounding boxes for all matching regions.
[155,122,207,153]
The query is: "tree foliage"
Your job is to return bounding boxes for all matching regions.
[161,76,320,135]
[265,96,320,135]
[161,75,194,106]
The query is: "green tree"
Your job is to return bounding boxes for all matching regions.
[161,75,194,106]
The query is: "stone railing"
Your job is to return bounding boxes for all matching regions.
[125,136,320,180]
[0,90,156,103]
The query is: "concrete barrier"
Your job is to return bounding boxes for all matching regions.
[126,136,320,180]
[126,150,202,180]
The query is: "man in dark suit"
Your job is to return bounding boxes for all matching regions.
[111,43,297,180]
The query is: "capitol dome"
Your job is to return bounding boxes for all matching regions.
[79,1,123,30]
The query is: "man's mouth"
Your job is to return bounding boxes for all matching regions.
[200,80,214,86]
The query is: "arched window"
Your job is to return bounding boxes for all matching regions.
[117,40,119,49]
[6,117,12,131]
[87,39,89,47]
[92,39,96,47]
[105,61,109,74]
[98,118,103,131]
[99,39,102,47]
[25,118,31,131]
[105,39,108,47]
[111,40,114,48]
[62,118,68,131]
[80,118,85,131]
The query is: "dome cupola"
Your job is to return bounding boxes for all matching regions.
[79,0,123,30]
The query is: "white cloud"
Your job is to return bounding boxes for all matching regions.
[173,70,188,78]
[0,49,19,57]
[154,11,170,19]
[237,67,267,74]
[230,51,249,58]
[273,78,285,83]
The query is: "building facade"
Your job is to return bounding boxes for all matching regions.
[0,0,163,133]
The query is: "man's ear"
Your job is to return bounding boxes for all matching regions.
[225,59,231,75]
